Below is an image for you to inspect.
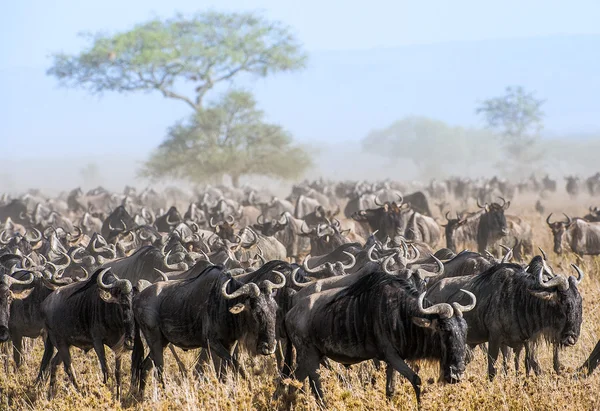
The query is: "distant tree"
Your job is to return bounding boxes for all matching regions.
[476,86,545,176]
[361,116,500,179]
[140,90,311,187]
[47,12,310,185]
[80,162,101,187]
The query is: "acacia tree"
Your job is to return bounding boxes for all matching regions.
[47,12,311,185]
[140,90,311,187]
[476,86,545,176]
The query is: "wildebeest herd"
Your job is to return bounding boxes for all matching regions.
[1,176,600,408]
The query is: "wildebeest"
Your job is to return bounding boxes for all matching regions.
[0,271,35,344]
[426,259,583,379]
[283,271,475,404]
[476,198,510,254]
[37,268,135,398]
[131,265,285,394]
[546,213,600,255]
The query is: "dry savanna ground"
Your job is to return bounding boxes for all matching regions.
[1,194,599,411]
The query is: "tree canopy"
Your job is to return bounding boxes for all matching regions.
[139,90,312,187]
[48,12,307,110]
[48,11,311,185]
[361,116,500,179]
[476,86,545,175]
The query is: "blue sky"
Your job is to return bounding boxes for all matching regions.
[2,0,600,158]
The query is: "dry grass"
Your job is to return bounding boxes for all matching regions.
[1,198,600,411]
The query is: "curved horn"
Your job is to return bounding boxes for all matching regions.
[445,211,452,221]
[476,199,487,209]
[537,267,569,291]
[209,217,218,228]
[383,254,404,275]
[571,264,584,286]
[73,267,89,282]
[538,247,548,261]
[257,214,265,225]
[0,230,10,245]
[5,271,35,286]
[97,268,117,290]
[498,197,506,207]
[374,195,384,207]
[341,251,356,270]
[417,292,453,319]
[221,279,260,300]
[26,228,42,244]
[287,268,312,288]
[163,250,188,271]
[154,268,169,282]
[451,289,477,317]
[226,214,235,225]
[302,255,326,274]
[53,251,72,272]
[263,270,287,292]
[500,245,513,264]
[546,213,554,226]
[367,244,378,262]
[563,213,572,225]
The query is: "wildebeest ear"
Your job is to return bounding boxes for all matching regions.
[503,201,511,210]
[529,290,558,303]
[340,229,350,237]
[412,317,433,328]
[99,289,119,304]
[11,288,34,300]
[229,303,246,314]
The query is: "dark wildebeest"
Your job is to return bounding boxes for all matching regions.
[426,259,583,379]
[283,272,475,405]
[131,265,285,394]
[154,206,182,233]
[37,268,135,399]
[565,176,581,198]
[101,206,136,242]
[547,213,600,256]
[0,271,36,345]
[476,198,510,254]
[4,269,72,368]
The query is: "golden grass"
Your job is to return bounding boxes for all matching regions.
[1,201,600,411]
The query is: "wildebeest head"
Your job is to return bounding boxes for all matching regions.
[478,197,510,239]
[253,213,288,237]
[584,206,600,222]
[0,271,35,342]
[529,263,583,347]
[415,290,476,383]
[221,270,286,355]
[546,213,572,255]
[95,268,135,350]
[442,212,468,251]
[210,215,237,242]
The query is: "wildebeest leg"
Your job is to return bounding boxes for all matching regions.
[579,339,600,375]
[12,336,23,369]
[384,351,422,405]
[168,344,187,376]
[92,339,109,384]
[525,342,542,376]
[147,339,167,388]
[208,341,245,380]
[37,336,55,383]
[487,340,501,380]
[513,344,523,375]
[293,348,324,402]
[500,345,511,375]
[139,354,154,394]
[553,344,561,374]
[115,354,122,400]
[58,344,78,389]
[385,363,397,399]
[48,353,63,399]
[280,337,294,379]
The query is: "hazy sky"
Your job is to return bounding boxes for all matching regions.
[2,0,600,158]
